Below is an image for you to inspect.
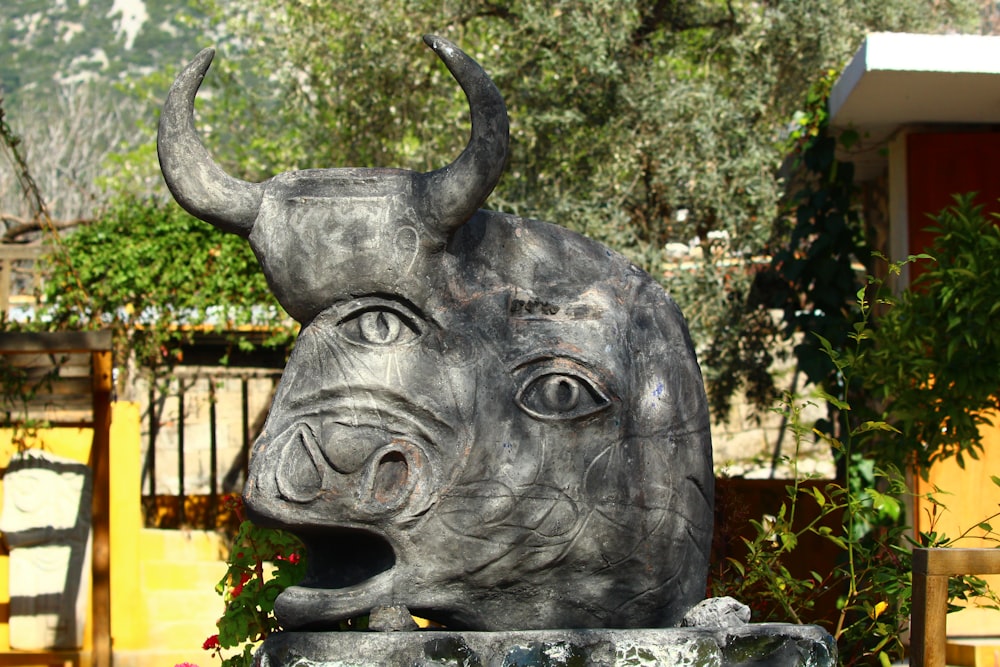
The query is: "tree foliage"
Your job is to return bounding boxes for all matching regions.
[178,0,974,404]
[3,0,982,418]
[720,71,872,424]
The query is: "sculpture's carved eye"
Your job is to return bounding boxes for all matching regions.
[336,301,422,347]
[515,364,612,421]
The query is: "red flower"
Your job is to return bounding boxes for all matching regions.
[231,571,252,598]
[203,635,220,651]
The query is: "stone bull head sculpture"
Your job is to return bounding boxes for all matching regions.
[158,35,714,632]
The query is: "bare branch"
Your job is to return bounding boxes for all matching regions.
[0,84,146,223]
[1,214,92,243]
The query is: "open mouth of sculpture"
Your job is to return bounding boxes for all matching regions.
[274,527,399,630]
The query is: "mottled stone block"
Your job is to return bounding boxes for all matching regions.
[257,625,836,667]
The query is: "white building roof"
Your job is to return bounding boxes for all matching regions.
[829,32,1000,180]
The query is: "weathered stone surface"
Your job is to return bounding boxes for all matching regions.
[369,605,419,632]
[682,597,752,629]
[257,625,836,667]
[159,36,713,632]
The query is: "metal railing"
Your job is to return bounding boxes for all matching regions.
[140,367,282,529]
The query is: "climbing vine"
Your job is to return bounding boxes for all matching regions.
[701,69,870,424]
[36,195,296,391]
[768,70,870,402]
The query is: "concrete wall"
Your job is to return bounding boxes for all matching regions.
[709,332,834,480]
[0,423,95,655]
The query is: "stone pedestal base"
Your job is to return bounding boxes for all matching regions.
[257,624,836,666]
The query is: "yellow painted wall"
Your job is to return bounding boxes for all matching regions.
[0,400,233,667]
[0,402,181,664]
[0,419,97,654]
[108,402,145,651]
[914,410,1000,637]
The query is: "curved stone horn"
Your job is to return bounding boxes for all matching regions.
[418,35,510,235]
[157,48,264,237]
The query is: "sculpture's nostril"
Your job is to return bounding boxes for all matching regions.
[372,451,409,505]
[276,427,325,503]
[359,442,423,515]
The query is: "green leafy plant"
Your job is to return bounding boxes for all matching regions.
[35,195,296,390]
[713,258,1000,665]
[864,193,1000,470]
[202,496,306,667]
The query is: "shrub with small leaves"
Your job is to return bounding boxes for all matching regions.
[712,257,1000,666]
[203,496,306,667]
[865,194,1000,470]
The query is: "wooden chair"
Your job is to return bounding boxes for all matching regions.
[911,548,1000,667]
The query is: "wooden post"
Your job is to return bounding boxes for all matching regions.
[0,251,10,316]
[90,349,113,667]
[911,561,948,667]
[0,245,43,318]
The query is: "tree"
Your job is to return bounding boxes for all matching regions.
[0,84,144,236]
[2,0,981,420]
[173,0,975,421]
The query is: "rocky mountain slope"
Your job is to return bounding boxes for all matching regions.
[3,0,204,100]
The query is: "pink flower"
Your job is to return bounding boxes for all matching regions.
[175,663,199,667]
[203,635,220,651]
[276,552,301,565]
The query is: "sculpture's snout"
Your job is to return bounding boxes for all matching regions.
[272,423,434,520]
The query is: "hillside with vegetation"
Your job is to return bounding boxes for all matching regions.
[2,0,202,98]
[1,0,211,226]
